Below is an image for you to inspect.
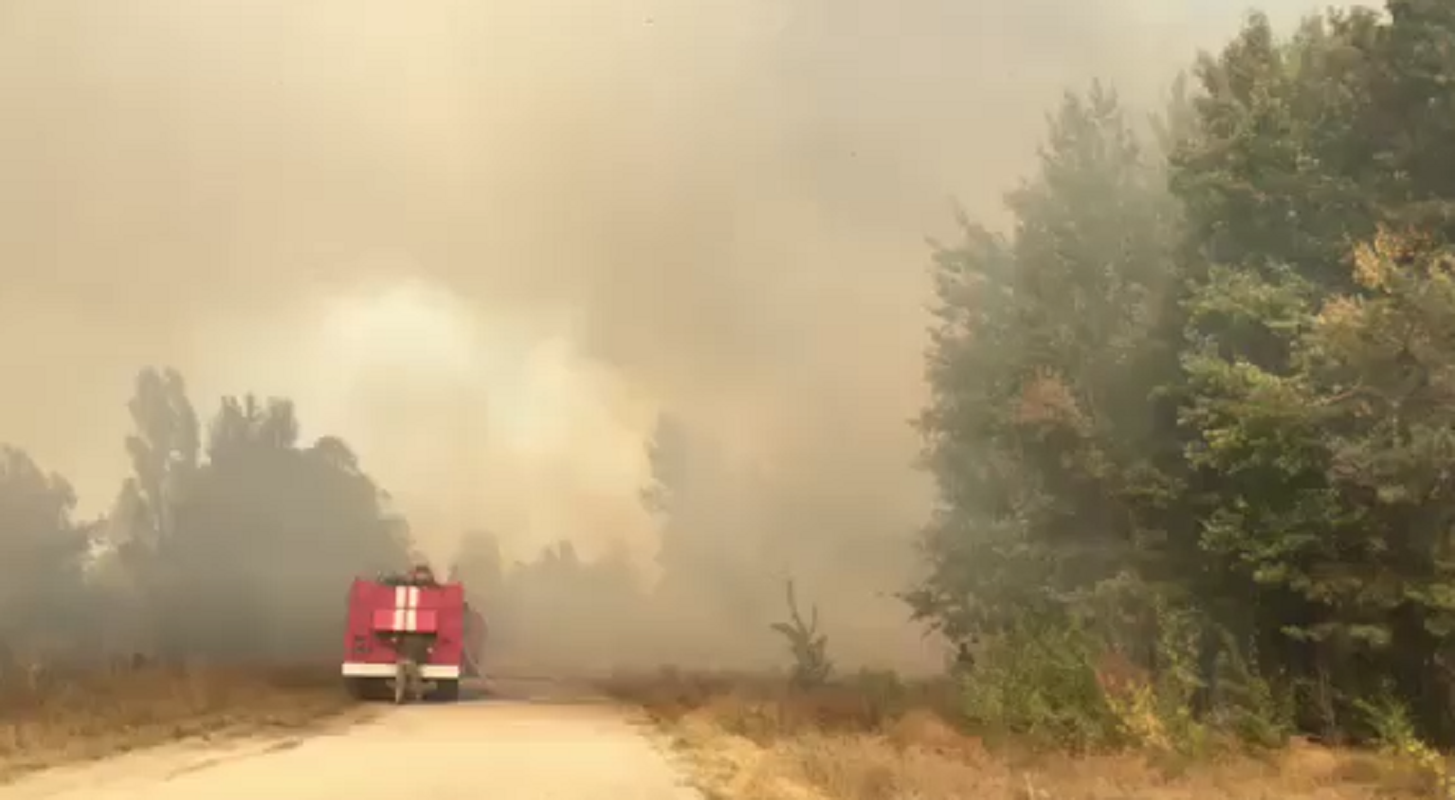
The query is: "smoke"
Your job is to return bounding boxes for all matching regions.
[0,0,1349,669]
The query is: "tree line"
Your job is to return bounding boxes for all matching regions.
[909,1,1455,747]
[0,367,772,674]
[0,367,415,665]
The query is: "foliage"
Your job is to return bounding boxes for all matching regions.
[0,366,415,664]
[0,447,95,658]
[1356,685,1455,798]
[958,617,1122,751]
[912,0,1455,749]
[0,363,662,672]
[771,578,833,689]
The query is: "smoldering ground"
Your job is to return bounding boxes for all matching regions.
[0,0,1351,671]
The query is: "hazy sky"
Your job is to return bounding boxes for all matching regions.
[0,0,1367,572]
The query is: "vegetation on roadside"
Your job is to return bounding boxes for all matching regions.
[604,667,1442,800]
[0,661,355,783]
[911,0,1455,760]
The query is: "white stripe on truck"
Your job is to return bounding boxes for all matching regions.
[393,586,406,630]
[342,662,460,679]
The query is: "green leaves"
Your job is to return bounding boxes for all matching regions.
[913,72,1191,666]
[915,2,1455,744]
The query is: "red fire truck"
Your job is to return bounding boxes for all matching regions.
[341,565,485,703]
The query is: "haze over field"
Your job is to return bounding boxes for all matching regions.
[0,0,1367,667]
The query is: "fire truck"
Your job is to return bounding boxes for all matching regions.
[341,564,485,704]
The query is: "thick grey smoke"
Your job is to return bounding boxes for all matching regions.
[0,0,1348,669]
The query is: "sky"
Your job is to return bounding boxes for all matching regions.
[0,0,1371,579]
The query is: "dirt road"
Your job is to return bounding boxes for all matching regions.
[1,683,704,800]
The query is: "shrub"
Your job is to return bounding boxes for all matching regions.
[770,579,833,690]
[959,618,1123,751]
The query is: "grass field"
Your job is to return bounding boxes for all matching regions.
[0,662,357,783]
[601,669,1440,800]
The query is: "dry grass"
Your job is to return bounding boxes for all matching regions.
[0,662,358,782]
[602,670,1435,800]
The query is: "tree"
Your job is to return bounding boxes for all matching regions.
[910,1,1455,745]
[0,367,418,665]
[104,367,204,655]
[910,82,1185,649]
[122,367,199,549]
[640,411,778,656]
[771,578,832,688]
[105,379,414,661]
[0,446,94,656]
[1168,4,1455,739]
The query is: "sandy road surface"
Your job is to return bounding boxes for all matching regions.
[1,681,704,800]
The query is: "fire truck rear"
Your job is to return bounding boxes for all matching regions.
[341,565,485,703]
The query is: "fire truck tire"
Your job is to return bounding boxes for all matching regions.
[433,679,460,702]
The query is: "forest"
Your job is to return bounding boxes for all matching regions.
[2,0,1455,758]
[0,364,678,672]
[911,0,1455,749]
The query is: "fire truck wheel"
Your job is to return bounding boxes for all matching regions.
[432,679,460,702]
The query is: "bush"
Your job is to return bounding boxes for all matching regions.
[960,618,1124,751]
[1355,685,1454,798]
[769,579,833,690]
[956,595,1292,756]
